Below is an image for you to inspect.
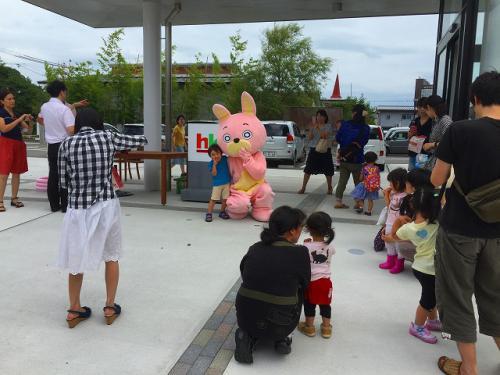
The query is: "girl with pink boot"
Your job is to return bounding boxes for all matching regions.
[379,168,408,273]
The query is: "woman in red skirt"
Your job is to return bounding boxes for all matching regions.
[297,211,336,338]
[0,89,31,212]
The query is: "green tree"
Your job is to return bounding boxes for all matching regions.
[325,96,376,124]
[221,24,332,119]
[0,60,47,116]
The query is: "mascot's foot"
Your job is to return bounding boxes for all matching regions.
[251,207,272,222]
[228,210,248,220]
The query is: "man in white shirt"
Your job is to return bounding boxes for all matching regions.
[38,80,86,212]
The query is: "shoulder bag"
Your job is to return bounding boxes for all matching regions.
[453,179,500,223]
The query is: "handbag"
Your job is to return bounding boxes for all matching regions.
[315,138,329,153]
[453,179,500,223]
[374,227,385,252]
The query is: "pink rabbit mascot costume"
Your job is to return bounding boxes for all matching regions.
[212,92,274,222]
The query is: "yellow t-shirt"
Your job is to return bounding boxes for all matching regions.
[172,124,186,147]
[396,221,438,275]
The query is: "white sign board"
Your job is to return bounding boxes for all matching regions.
[187,122,219,162]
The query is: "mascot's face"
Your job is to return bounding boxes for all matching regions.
[212,92,266,157]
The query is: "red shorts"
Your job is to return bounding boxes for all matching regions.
[304,277,333,305]
[0,136,28,175]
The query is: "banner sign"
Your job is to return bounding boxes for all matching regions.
[187,122,218,162]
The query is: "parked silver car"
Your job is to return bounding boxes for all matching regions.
[262,121,307,166]
[385,127,410,154]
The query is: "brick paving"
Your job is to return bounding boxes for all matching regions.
[168,281,241,375]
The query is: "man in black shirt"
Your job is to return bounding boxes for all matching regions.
[431,71,500,375]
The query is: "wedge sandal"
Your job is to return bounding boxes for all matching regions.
[66,306,92,328]
[103,303,121,325]
[438,356,462,375]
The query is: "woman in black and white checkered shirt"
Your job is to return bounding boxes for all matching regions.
[57,107,147,328]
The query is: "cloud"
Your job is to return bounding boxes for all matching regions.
[1,1,438,105]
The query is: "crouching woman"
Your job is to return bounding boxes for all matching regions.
[234,206,311,363]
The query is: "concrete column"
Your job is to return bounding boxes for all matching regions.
[164,22,173,152]
[480,0,500,73]
[143,0,161,190]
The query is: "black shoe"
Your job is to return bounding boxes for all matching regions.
[234,328,254,364]
[51,206,61,212]
[61,207,67,213]
[274,336,292,355]
[116,190,134,198]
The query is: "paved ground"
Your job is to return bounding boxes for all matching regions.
[0,155,498,375]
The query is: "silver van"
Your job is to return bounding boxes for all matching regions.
[262,121,307,166]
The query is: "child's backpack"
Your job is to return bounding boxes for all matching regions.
[364,165,380,193]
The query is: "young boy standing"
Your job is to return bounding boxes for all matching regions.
[206,144,231,222]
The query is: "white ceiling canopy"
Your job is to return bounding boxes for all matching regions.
[23,0,439,28]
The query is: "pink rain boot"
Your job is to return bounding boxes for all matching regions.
[379,255,397,270]
[390,258,405,274]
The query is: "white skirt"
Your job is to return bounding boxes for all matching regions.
[57,198,122,275]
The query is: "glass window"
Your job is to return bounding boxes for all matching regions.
[441,0,463,38]
[265,124,289,137]
[436,51,447,98]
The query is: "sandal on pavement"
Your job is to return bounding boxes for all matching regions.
[364,211,372,216]
[205,213,213,222]
[0,202,5,212]
[438,356,462,375]
[10,198,24,208]
[103,303,121,325]
[335,202,349,209]
[327,188,333,195]
[297,188,305,194]
[66,306,92,328]
[219,211,230,220]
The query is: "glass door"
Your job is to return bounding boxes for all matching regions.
[434,0,479,120]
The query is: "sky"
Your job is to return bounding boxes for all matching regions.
[1,0,438,106]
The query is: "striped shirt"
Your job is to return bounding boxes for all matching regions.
[58,127,147,209]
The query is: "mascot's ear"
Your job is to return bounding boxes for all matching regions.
[212,104,231,121]
[241,91,256,115]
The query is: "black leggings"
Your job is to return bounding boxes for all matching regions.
[413,269,436,311]
[303,299,331,319]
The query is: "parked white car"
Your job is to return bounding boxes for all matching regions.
[262,121,307,166]
[335,124,387,171]
[365,125,387,170]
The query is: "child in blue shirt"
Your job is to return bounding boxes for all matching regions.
[206,144,231,222]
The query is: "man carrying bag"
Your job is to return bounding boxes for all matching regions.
[431,71,500,375]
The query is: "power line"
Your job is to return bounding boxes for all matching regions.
[0,48,60,67]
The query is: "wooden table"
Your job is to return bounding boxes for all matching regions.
[115,150,187,205]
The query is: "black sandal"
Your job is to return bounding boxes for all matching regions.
[66,306,92,328]
[0,202,5,212]
[10,198,24,208]
[103,303,121,325]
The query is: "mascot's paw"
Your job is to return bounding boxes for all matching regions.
[251,207,273,222]
[227,210,248,220]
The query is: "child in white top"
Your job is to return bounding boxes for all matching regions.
[379,168,408,274]
[298,212,335,339]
